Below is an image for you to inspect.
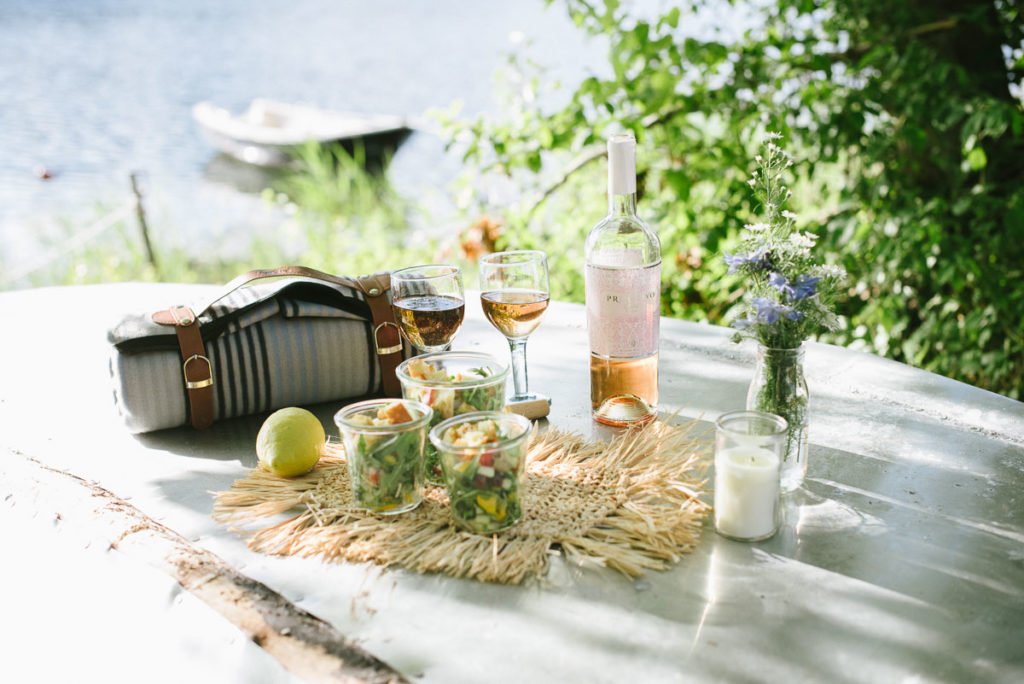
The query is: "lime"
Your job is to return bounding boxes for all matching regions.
[256,407,326,477]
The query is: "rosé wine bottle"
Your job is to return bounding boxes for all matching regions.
[585,133,661,426]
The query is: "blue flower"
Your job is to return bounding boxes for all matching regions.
[724,247,769,274]
[791,274,821,301]
[730,296,803,332]
[768,272,789,294]
[767,272,821,302]
[752,297,802,324]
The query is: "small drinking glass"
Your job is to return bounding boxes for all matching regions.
[391,264,465,354]
[430,411,532,534]
[334,399,433,515]
[713,410,788,542]
[479,250,550,401]
[395,351,509,483]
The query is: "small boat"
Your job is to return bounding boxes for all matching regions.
[192,99,411,167]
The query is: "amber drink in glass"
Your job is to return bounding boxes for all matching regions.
[479,250,549,401]
[391,265,465,354]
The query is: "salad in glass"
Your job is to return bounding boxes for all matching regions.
[396,352,508,482]
[429,411,532,534]
[334,399,432,515]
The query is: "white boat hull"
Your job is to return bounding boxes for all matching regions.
[192,99,410,167]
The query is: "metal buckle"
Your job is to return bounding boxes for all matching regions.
[183,354,214,390]
[170,306,195,327]
[373,322,402,355]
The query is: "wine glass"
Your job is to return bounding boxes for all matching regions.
[391,264,465,354]
[479,250,550,401]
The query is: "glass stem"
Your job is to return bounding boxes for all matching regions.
[509,338,528,399]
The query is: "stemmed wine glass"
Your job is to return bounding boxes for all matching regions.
[391,264,465,354]
[479,251,550,401]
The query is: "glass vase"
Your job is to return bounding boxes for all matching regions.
[746,345,809,492]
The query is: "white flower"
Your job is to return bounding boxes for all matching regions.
[765,131,783,141]
[815,264,847,280]
[790,232,818,248]
[744,222,770,233]
[755,154,763,163]
[782,210,798,220]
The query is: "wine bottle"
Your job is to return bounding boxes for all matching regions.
[585,133,661,426]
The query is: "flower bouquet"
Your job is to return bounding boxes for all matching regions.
[725,133,846,491]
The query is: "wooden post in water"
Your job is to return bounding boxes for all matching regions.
[130,172,159,277]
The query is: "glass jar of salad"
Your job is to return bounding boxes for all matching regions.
[429,411,532,534]
[334,399,433,515]
[396,352,508,483]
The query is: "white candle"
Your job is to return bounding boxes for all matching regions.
[714,446,780,540]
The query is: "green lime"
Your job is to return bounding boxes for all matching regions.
[256,407,326,477]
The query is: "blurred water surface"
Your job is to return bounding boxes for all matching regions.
[0,0,602,264]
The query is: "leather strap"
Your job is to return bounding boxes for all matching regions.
[152,266,404,430]
[192,265,361,319]
[193,266,403,397]
[356,272,403,397]
[153,305,214,429]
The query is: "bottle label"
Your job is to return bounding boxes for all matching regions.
[586,259,660,358]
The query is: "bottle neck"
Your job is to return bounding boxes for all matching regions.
[608,192,637,217]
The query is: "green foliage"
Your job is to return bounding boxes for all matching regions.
[443,0,1024,398]
[262,143,436,277]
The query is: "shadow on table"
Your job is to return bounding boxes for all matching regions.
[134,400,352,516]
[134,399,354,468]
[396,534,990,683]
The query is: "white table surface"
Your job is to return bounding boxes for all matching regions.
[2,283,1022,683]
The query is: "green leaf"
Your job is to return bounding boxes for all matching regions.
[967,147,988,171]
[526,151,542,173]
[665,7,680,29]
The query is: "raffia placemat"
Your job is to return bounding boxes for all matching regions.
[212,419,710,584]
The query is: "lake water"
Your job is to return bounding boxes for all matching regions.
[0,0,604,270]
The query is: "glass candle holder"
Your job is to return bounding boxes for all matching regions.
[429,411,532,534]
[713,410,788,542]
[334,399,433,515]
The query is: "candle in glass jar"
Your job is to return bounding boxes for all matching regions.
[714,446,780,541]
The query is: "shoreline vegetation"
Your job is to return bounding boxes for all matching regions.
[3,0,1021,401]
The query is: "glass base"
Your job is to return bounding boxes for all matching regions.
[453,515,521,535]
[715,525,779,543]
[781,473,804,493]
[361,498,422,516]
[780,454,808,493]
[593,394,656,427]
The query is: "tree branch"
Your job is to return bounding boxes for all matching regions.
[525,105,689,220]
[2,449,408,684]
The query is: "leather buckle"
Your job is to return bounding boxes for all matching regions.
[183,354,214,389]
[373,322,402,355]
